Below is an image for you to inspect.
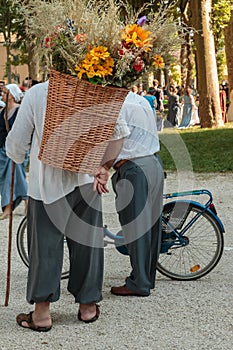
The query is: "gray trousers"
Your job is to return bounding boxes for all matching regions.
[26,183,104,305]
[112,155,164,296]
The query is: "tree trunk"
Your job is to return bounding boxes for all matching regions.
[179,0,195,91]
[180,5,194,88]
[180,38,187,88]
[3,31,12,83]
[186,31,194,87]
[5,43,12,83]
[224,9,233,94]
[163,68,169,87]
[27,45,40,80]
[189,0,223,127]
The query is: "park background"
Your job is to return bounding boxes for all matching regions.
[1,0,233,129]
[0,1,233,349]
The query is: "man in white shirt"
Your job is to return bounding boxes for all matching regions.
[6,81,117,331]
[96,92,164,297]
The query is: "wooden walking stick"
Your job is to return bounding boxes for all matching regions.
[2,89,15,306]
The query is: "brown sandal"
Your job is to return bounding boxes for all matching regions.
[78,304,100,323]
[16,312,52,332]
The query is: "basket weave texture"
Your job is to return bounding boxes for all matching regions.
[38,69,128,174]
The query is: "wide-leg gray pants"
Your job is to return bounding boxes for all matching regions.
[112,155,164,296]
[26,183,104,305]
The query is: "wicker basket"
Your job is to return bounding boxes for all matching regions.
[38,69,128,174]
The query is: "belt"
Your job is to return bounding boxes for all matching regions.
[113,154,157,170]
[113,159,129,170]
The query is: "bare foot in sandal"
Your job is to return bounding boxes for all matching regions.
[78,303,100,323]
[16,311,52,332]
[16,301,52,332]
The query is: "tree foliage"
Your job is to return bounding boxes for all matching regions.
[224,7,233,92]
[212,0,231,46]
[212,0,231,81]
[0,0,24,82]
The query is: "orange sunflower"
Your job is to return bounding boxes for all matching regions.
[153,55,165,69]
[75,46,114,79]
[121,24,152,52]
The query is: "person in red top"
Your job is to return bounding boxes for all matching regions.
[219,84,227,123]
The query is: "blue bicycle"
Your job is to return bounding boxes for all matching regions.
[16,189,224,281]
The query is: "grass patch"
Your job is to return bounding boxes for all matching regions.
[159,122,233,172]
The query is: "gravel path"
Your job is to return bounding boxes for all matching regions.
[0,172,232,350]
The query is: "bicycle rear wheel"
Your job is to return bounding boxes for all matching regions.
[157,201,224,281]
[16,216,70,279]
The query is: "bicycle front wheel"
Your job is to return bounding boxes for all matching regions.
[157,201,224,281]
[16,216,70,280]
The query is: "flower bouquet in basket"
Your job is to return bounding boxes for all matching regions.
[21,0,182,173]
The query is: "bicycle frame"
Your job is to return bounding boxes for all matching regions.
[163,189,224,234]
[104,189,225,254]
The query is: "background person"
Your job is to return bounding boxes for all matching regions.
[0,100,5,111]
[153,80,164,113]
[0,84,28,220]
[143,87,157,113]
[137,83,145,96]
[131,85,138,94]
[219,84,227,123]
[190,94,200,126]
[179,86,195,128]
[0,80,5,100]
[166,86,180,127]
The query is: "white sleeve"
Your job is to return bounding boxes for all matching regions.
[111,115,130,140]
[6,89,35,163]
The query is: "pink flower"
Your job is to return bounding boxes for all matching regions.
[133,57,144,72]
[45,36,54,48]
[121,40,131,50]
[75,33,87,43]
[118,48,125,56]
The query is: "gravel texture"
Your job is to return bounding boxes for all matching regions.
[0,172,232,350]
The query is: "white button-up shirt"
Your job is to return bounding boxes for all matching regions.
[114,91,160,163]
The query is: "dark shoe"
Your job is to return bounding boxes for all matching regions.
[110,285,147,296]
[16,312,52,332]
[78,304,100,323]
